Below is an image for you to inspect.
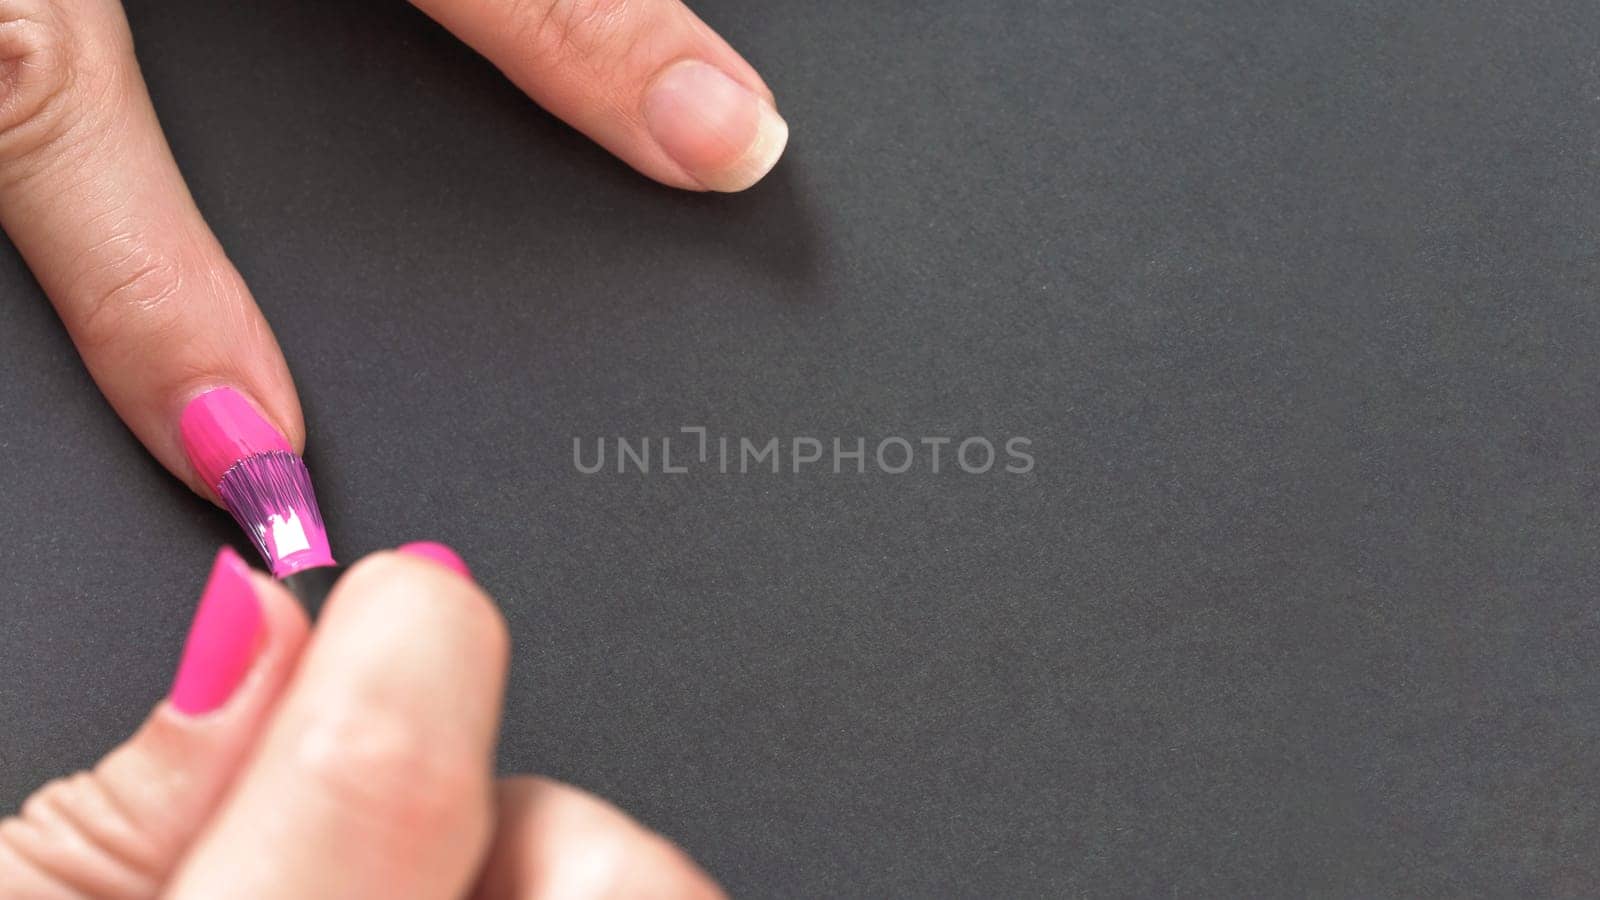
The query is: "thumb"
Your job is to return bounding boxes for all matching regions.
[0,549,308,896]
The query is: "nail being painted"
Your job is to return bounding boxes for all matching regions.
[180,388,343,612]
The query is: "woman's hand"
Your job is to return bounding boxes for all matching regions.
[0,544,724,898]
[0,0,784,499]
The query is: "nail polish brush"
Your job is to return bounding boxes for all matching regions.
[180,387,344,614]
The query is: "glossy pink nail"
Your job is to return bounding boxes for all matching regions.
[397,542,473,580]
[170,548,263,716]
[179,387,292,491]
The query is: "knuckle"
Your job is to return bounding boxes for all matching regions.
[65,234,187,355]
[513,0,639,73]
[292,701,487,838]
[0,772,164,897]
[0,1,74,155]
[0,0,124,165]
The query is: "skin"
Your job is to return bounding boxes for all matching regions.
[0,0,780,891]
[0,0,786,499]
[0,551,727,897]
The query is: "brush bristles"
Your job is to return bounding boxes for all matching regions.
[217,450,335,577]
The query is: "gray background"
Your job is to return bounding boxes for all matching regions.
[3,0,1600,895]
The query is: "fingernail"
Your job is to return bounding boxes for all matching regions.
[179,387,291,491]
[642,60,788,192]
[396,541,473,580]
[170,548,263,716]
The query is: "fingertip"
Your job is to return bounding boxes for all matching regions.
[319,550,507,676]
[3,551,313,893]
[165,550,309,721]
[169,548,264,717]
[396,541,472,580]
[642,60,789,193]
[477,777,728,900]
[166,550,506,897]
[409,0,786,193]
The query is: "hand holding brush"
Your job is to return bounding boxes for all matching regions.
[0,545,727,897]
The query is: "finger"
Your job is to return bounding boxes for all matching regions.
[411,0,788,192]
[167,548,509,899]
[0,549,310,897]
[0,0,302,500]
[472,776,726,900]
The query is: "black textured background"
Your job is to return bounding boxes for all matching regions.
[4,1,1600,895]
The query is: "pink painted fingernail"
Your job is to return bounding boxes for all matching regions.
[170,548,263,716]
[642,60,788,192]
[179,387,292,491]
[397,542,473,580]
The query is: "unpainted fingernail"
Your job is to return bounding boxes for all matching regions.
[396,541,473,580]
[170,547,263,716]
[642,60,788,192]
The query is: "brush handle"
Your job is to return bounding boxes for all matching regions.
[279,565,346,618]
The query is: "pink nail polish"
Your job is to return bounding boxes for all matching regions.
[170,548,263,716]
[179,387,292,491]
[396,542,473,580]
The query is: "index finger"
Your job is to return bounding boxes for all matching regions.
[0,0,302,500]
